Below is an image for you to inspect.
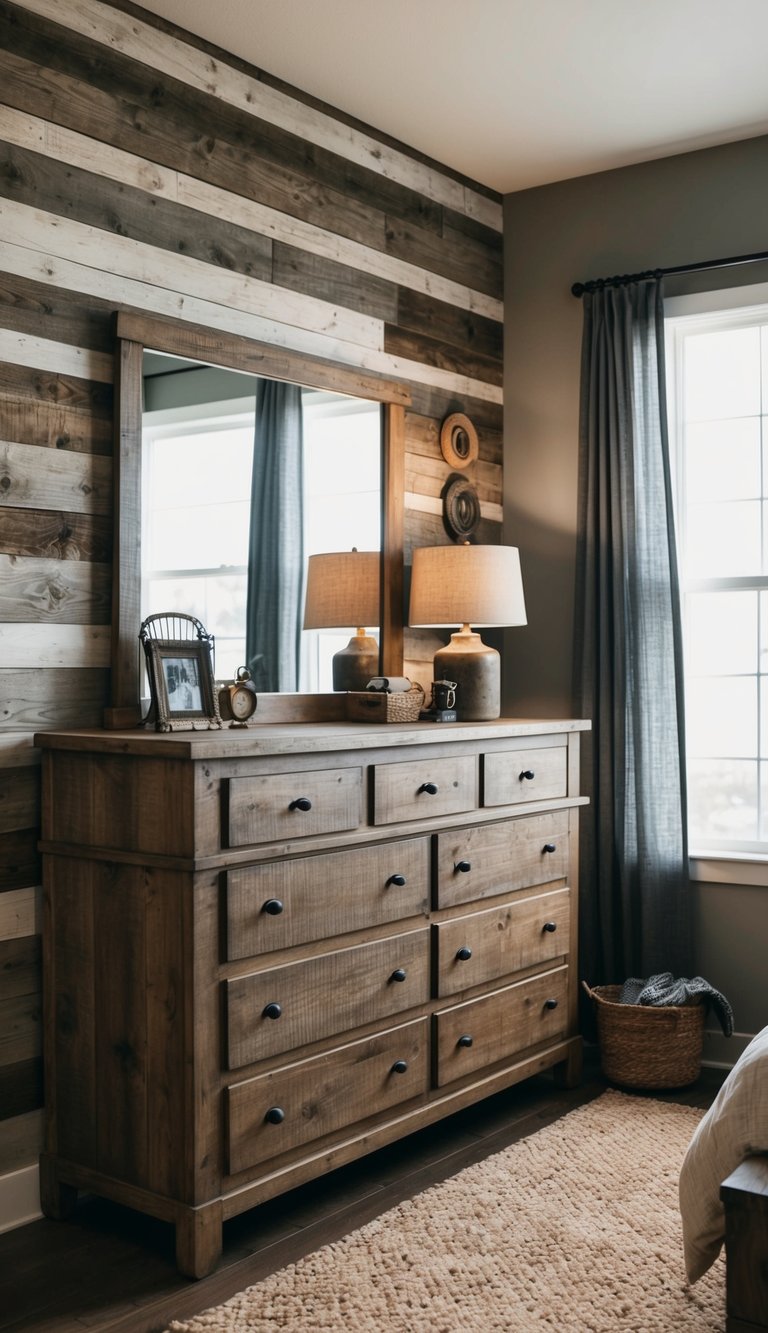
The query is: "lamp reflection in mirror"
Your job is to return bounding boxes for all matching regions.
[303,550,380,691]
[408,543,527,720]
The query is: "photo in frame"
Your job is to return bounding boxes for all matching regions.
[142,637,222,732]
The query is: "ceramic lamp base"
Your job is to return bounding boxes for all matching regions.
[332,632,379,692]
[434,630,500,721]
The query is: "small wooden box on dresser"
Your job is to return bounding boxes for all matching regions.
[36,717,589,1278]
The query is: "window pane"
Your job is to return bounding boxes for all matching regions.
[149,429,253,506]
[685,591,757,676]
[685,418,760,501]
[685,676,757,758]
[684,327,760,421]
[148,501,250,570]
[683,500,761,578]
[688,758,758,844]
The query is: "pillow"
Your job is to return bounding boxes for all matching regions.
[679,1024,768,1282]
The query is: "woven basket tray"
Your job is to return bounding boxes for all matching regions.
[582,981,705,1089]
[345,684,425,723]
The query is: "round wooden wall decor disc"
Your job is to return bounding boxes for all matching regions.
[442,474,481,541]
[440,413,479,470]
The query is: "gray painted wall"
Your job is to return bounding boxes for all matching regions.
[502,134,768,1053]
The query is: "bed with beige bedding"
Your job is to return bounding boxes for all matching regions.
[679,1025,768,1331]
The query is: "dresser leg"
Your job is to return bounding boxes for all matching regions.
[552,1039,583,1089]
[175,1201,224,1279]
[39,1153,78,1220]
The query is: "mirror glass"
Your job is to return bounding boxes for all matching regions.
[141,349,382,692]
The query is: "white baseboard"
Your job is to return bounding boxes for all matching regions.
[0,1163,41,1234]
[701,1027,754,1070]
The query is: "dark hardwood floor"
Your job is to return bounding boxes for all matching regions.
[0,1053,725,1333]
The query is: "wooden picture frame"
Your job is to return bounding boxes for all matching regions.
[143,637,222,732]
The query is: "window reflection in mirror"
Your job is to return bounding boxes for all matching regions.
[141,351,381,691]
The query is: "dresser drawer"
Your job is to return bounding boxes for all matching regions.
[435,810,570,909]
[483,745,567,807]
[227,767,362,846]
[225,838,430,960]
[372,754,477,825]
[434,888,571,997]
[226,927,430,1068]
[434,965,568,1086]
[226,1018,428,1175]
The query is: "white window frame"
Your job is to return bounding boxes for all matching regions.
[666,280,768,884]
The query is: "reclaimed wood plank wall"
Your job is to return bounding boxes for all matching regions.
[0,0,503,1190]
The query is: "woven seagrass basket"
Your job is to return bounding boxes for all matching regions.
[582,981,705,1089]
[345,683,425,723]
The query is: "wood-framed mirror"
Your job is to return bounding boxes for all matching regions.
[108,311,410,729]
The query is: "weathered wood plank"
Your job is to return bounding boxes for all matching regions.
[0,440,111,514]
[0,554,110,623]
[0,388,112,455]
[405,452,503,506]
[386,216,502,301]
[11,0,502,229]
[0,101,502,321]
[0,765,39,833]
[0,262,115,354]
[0,623,110,668]
[0,886,41,942]
[0,506,111,561]
[0,830,39,893]
[0,1106,42,1171]
[0,668,109,729]
[0,199,381,350]
[272,241,398,323]
[0,936,40,1002]
[0,990,41,1065]
[396,287,502,363]
[405,488,503,524]
[0,1055,42,1118]
[384,325,503,388]
[0,138,274,289]
[0,360,113,414]
[0,327,112,383]
[0,734,39,769]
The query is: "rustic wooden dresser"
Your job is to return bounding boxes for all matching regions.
[36,718,588,1277]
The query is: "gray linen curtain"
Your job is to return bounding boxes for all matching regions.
[245,379,304,692]
[574,278,691,985]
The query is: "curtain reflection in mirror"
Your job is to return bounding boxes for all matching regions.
[245,379,304,692]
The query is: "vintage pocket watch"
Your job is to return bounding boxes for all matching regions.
[218,666,258,726]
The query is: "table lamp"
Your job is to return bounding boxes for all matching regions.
[408,543,527,720]
[303,549,380,691]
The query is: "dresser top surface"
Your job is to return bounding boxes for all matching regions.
[34,717,590,760]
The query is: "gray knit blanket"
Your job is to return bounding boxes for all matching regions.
[619,972,734,1037]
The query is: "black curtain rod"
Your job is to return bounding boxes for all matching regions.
[571,247,768,297]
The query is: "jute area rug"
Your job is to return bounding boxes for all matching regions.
[166,1089,725,1332]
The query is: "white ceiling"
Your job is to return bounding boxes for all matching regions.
[136,0,768,194]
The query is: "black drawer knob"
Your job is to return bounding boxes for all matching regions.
[417,782,439,795]
[263,899,284,916]
[454,860,471,874]
[386,873,406,888]
[544,998,559,1010]
[543,921,557,933]
[389,968,407,983]
[520,770,535,781]
[264,1106,285,1125]
[456,946,473,961]
[457,1033,473,1048]
[391,1059,408,1074]
[289,797,312,812]
[262,1002,282,1020]
[542,843,557,854]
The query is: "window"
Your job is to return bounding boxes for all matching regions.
[142,380,381,690]
[667,290,768,854]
